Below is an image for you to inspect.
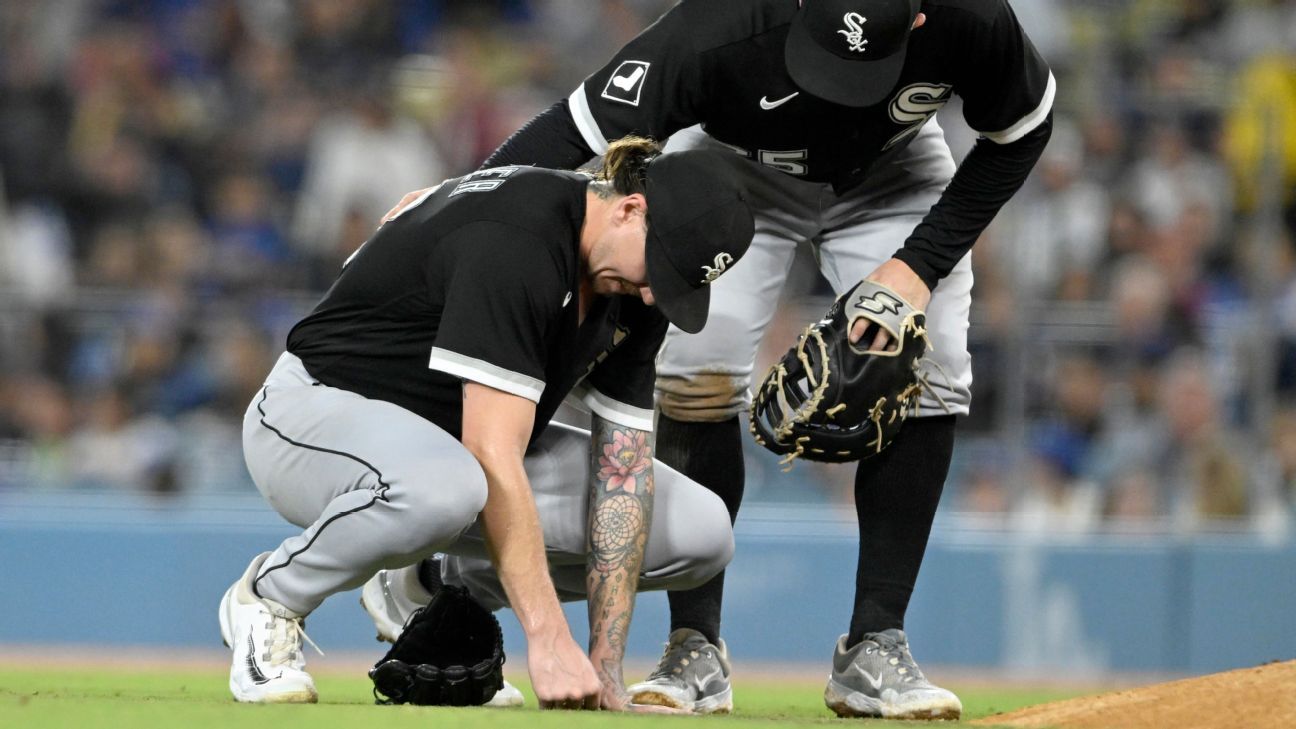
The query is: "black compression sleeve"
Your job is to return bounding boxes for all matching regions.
[893,112,1053,290]
[479,99,596,171]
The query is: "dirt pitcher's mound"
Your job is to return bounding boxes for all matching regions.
[972,660,1296,729]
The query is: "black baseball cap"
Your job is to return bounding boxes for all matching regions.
[643,150,754,334]
[785,0,921,108]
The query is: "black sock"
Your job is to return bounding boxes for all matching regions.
[417,555,444,594]
[657,414,744,646]
[847,415,956,648]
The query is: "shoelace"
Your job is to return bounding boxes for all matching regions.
[262,615,324,666]
[865,636,923,684]
[648,640,708,680]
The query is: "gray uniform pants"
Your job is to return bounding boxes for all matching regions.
[243,352,734,615]
[657,122,971,421]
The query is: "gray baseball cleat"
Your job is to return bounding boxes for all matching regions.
[627,628,733,714]
[824,629,962,720]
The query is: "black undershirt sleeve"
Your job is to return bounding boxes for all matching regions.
[892,111,1053,290]
[480,100,595,171]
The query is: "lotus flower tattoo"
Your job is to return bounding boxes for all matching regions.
[597,429,650,494]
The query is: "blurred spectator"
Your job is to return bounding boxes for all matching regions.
[206,170,294,290]
[987,119,1110,301]
[1101,350,1252,528]
[1126,121,1230,235]
[3,374,74,490]
[65,384,178,494]
[1102,255,1189,371]
[292,71,445,269]
[0,198,76,307]
[1010,355,1106,533]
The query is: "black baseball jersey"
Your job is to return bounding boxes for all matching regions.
[286,166,666,443]
[564,0,1053,193]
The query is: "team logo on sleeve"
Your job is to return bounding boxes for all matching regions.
[883,83,953,150]
[601,60,650,106]
[838,13,869,52]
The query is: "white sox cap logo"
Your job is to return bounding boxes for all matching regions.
[701,252,734,284]
[838,12,869,52]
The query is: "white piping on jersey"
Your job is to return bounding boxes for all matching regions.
[428,347,545,403]
[569,84,610,155]
[977,71,1056,145]
[566,381,655,432]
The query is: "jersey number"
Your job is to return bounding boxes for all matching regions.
[758,149,808,175]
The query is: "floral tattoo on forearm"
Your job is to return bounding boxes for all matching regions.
[587,417,654,689]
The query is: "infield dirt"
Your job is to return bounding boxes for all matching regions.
[973,659,1296,729]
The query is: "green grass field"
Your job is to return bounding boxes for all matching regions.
[0,666,1087,728]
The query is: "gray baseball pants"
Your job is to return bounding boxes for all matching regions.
[243,352,734,615]
[657,121,971,422]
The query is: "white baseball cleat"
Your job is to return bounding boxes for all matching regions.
[360,565,434,643]
[219,552,319,704]
[361,566,525,708]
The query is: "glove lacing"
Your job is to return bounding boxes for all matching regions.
[768,312,947,469]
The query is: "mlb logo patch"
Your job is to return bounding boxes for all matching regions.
[601,60,650,106]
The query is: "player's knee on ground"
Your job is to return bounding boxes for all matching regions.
[384,455,488,558]
[656,371,751,422]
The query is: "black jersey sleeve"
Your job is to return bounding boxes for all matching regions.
[894,111,1052,288]
[568,301,669,432]
[955,0,1055,144]
[481,99,595,170]
[427,223,565,402]
[566,4,704,155]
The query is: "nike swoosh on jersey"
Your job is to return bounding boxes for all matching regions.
[611,66,645,91]
[759,92,799,110]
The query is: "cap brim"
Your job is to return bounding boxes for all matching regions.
[784,14,908,108]
[646,227,711,334]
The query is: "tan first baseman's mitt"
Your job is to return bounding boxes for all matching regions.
[749,279,933,465]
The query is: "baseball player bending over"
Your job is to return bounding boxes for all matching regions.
[217,139,754,710]
[382,0,1053,720]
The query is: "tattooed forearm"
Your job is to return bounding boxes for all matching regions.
[587,415,655,680]
[590,493,643,571]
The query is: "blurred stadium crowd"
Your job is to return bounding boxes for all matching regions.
[1,0,1295,537]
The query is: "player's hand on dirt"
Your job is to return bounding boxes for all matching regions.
[528,632,602,710]
[851,258,932,350]
[380,187,434,225]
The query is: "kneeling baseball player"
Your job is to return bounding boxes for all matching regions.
[217,137,754,710]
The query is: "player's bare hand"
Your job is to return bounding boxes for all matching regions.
[381,187,434,225]
[850,259,932,350]
[528,632,602,710]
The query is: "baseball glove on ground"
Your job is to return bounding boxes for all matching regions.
[369,584,505,706]
[749,279,932,465]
